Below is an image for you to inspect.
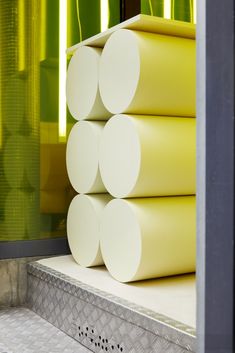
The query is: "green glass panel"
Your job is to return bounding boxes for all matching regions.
[141,0,164,17]
[39,0,77,239]
[0,0,100,242]
[0,0,195,243]
[68,0,80,47]
[40,60,59,123]
[108,0,121,28]
[46,0,59,59]
[0,0,40,241]
[0,0,121,242]
[172,0,193,22]
[141,0,195,23]
[75,0,120,42]
[76,0,101,42]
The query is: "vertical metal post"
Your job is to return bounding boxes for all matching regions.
[197,0,235,352]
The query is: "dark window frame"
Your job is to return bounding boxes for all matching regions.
[0,238,70,259]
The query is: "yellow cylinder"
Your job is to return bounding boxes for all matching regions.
[66,46,111,120]
[100,196,196,282]
[99,114,196,198]
[99,29,195,117]
[67,194,112,267]
[66,121,106,194]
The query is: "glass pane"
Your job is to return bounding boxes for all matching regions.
[141,0,164,17]
[0,0,121,242]
[141,0,196,23]
[0,0,194,242]
[0,0,41,241]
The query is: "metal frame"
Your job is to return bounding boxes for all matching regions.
[0,238,70,259]
[197,0,235,352]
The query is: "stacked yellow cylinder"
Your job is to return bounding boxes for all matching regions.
[98,28,196,283]
[66,46,112,267]
[66,17,196,283]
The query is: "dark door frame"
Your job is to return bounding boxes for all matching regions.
[197,0,235,351]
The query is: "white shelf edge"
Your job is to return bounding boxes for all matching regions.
[67,14,196,54]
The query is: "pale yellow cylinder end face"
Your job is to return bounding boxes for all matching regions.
[67,194,111,267]
[66,121,106,194]
[99,114,196,198]
[66,46,110,120]
[99,29,195,117]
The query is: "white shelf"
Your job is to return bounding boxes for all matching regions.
[67,14,196,54]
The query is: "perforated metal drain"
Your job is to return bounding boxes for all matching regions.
[73,322,125,352]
